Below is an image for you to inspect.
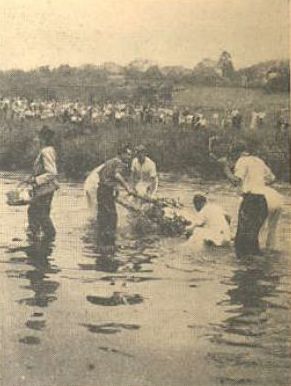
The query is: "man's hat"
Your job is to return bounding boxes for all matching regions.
[193,191,207,200]
[229,141,247,157]
[135,144,147,154]
[117,144,132,156]
[39,125,55,141]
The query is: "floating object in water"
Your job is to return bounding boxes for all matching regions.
[117,194,191,237]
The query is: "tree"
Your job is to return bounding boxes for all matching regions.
[264,64,290,93]
[217,51,235,79]
[144,65,163,82]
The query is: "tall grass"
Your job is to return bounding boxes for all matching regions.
[0,87,289,181]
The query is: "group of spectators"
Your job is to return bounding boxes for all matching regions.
[0,96,208,128]
[0,96,289,133]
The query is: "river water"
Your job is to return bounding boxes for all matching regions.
[0,173,290,386]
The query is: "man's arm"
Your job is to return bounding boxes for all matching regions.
[130,159,139,185]
[35,148,58,186]
[224,163,241,186]
[146,162,158,195]
[264,164,275,185]
[115,172,134,194]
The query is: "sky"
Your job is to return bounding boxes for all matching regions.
[0,0,289,70]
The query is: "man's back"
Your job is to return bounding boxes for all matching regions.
[234,155,275,193]
[199,203,229,230]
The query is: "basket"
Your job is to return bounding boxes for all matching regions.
[6,187,33,206]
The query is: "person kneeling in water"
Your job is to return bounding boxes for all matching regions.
[186,193,231,247]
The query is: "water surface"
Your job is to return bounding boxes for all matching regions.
[0,173,290,386]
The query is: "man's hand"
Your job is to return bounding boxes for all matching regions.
[22,175,36,187]
[127,187,136,196]
[113,189,119,199]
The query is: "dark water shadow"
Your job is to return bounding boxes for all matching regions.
[11,241,61,308]
[206,252,290,384]
[6,240,60,343]
[25,319,46,331]
[87,292,144,306]
[98,346,134,358]
[100,275,160,283]
[19,336,41,345]
[81,322,140,335]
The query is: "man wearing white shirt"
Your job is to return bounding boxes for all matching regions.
[131,145,158,197]
[229,142,275,257]
[187,193,231,247]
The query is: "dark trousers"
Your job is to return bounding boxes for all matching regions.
[97,185,117,247]
[235,193,268,258]
[28,193,56,239]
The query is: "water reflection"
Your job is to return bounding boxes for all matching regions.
[81,322,140,335]
[208,253,290,385]
[87,292,144,306]
[81,219,157,275]
[82,219,155,311]
[223,255,281,336]
[14,241,60,308]
[7,240,60,344]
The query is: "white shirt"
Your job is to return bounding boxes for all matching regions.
[34,146,58,186]
[190,203,231,246]
[131,156,158,196]
[84,163,105,193]
[234,154,275,194]
[131,157,157,183]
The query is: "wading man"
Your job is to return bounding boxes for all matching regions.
[131,145,158,197]
[97,146,134,254]
[27,126,59,242]
[228,142,275,258]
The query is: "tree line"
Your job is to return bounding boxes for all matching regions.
[0,52,289,104]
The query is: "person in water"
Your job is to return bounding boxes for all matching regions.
[227,142,276,258]
[131,145,158,197]
[84,162,105,214]
[27,126,59,241]
[97,145,135,254]
[186,192,231,247]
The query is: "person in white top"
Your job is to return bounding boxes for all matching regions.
[131,145,158,197]
[229,142,276,257]
[186,193,231,247]
[84,163,105,215]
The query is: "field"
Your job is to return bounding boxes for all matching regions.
[0,86,289,181]
[175,86,289,112]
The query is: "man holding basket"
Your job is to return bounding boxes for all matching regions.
[26,126,59,241]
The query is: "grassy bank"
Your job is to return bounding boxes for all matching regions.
[0,86,289,181]
[0,117,289,182]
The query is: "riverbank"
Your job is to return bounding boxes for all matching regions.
[0,115,289,181]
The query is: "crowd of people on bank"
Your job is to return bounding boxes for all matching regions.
[0,96,207,127]
[16,124,283,261]
[1,96,289,132]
